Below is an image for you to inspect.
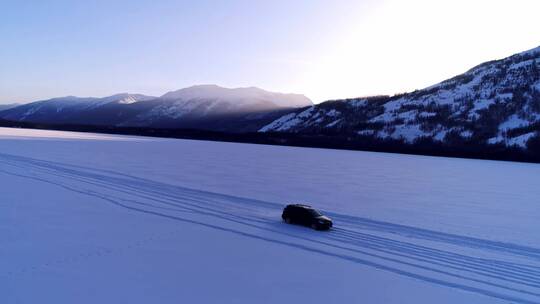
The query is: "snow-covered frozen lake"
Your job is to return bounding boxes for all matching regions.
[1,127,539,303]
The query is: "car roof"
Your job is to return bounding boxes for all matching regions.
[286,204,313,209]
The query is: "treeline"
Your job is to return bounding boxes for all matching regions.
[1,119,539,164]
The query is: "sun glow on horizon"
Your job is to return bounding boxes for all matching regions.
[293,0,540,103]
[1,0,540,104]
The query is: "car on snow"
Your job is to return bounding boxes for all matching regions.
[282,204,333,230]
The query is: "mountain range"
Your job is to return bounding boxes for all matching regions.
[0,85,312,132]
[1,45,540,159]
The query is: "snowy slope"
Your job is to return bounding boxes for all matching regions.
[1,127,540,304]
[260,46,540,149]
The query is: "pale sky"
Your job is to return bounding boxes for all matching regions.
[1,0,539,104]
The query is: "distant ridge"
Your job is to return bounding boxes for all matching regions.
[0,104,19,111]
[0,85,312,132]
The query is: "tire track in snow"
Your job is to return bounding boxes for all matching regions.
[1,153,540,304]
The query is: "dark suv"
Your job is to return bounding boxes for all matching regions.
[282,204,333,230]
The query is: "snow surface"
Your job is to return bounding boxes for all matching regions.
[389,124,429,143]
[500,114,531,131]
[358,129,376,136]
[418,111,437,118]
[434,129,448,141]
[371,109,418,123]
[472,98,496,113]
[0,128,143,141]
[2,127,540,304]
[460,130,473,138]
[326,109,341,117]
[507,132,537,148]
[325,119,341,128]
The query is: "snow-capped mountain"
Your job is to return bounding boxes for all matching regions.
[0,94,156,125]
[161,85,311,108]
[124,85,312,129]
[0,86,312,132]
[261,46,540,149]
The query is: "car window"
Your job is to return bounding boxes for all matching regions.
[307,209,321,217]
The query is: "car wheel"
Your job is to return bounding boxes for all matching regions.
[311,223,319,230]
[285,217,292,224]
